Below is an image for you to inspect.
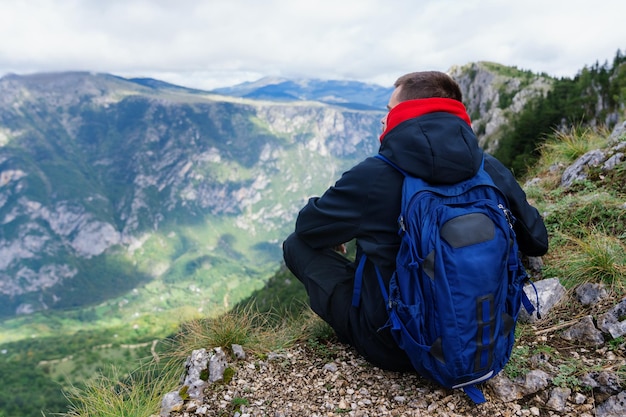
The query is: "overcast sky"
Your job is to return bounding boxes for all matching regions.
[1,0,625,90]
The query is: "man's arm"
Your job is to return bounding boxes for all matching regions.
[484,154,549,256]
[295,161,371,250]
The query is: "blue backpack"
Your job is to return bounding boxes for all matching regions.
[352,153,537,403]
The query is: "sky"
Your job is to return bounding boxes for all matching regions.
[1,0,625,91]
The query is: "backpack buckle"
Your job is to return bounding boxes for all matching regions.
[398,216,406,232]
[498,204,514,229]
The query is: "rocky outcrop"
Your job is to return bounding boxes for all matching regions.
[560,137,626,188]
[449,62,552,153]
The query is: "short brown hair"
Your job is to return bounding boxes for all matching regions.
[394,71,463,102]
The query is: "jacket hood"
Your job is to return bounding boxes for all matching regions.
[378,98,483,184]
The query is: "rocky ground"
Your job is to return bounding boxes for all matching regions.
[159,283,626,417]
[161,312,625,417]
[162,341,622,417]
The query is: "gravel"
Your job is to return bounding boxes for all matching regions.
[165,343,600,417]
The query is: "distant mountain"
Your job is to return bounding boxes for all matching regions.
[0,71,383,318]
[212,77,394,110]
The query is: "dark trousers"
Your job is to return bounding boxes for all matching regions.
[282,232,356,344]
[282,233,413,371]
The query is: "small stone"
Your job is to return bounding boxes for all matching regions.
[574,393,587,404]
[575,283,608,305]
[323,362,338,372]
[232,344,246,359]
[596,391,626,417]
[597,298,626,339]
[561,315,605,346]
[546,387,571,412]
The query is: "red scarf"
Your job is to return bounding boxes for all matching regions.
[380,98,472,142]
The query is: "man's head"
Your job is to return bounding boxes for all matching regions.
[393,71,463,103]
[381,71,466,135]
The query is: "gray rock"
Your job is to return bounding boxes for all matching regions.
[487,370,551,402]
[524,178,542,187]
[159,347,229,416]
[208,347,228,382]
[160,391,184,417]
[232,344,246,360]
[520,369,551,394]
[267,352,288,361]
[561,149,606,188]
[597,298,626,339]
[608,121,626,143]
[603,152,624,171]
[487,373,522,402]
[525,256,544,275]
[323,362,338,372]
[574,392,587,404]
[596,391,626,417]
[529,352,556,373]
[561,315,605,346]
[581,371,623,395]
[519,278,566,323]
[546,387,571,412]
[183,348,211,400]
[576,282,609,305]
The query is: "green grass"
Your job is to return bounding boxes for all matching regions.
[527,124,626,294]
[547,229,626,290]
[52,301,331,417]
[538,125,609,166]
[62,365,178,417]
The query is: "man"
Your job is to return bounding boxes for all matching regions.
[282,71,548,372]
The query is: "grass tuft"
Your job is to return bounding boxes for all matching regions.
[538,125,609,167]
[59,365,177,417]
[549,229,626,291]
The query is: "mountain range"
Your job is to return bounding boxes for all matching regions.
[0,64,550,322]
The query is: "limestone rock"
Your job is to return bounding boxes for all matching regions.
[576,282,609,305]
[596,391,626,417]
[597,298,626,339]
[561,315,605,346]
[519,278,566,323]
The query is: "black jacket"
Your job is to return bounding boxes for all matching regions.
[293,98,548,364]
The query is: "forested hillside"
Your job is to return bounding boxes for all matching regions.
[495,50,626,174]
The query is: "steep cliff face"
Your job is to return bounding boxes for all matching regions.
[0,72,382,316]
[449,62,553,152]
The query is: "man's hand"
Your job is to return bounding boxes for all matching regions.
[333,244,347,254]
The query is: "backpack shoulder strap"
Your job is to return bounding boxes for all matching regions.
[375,154,409,177]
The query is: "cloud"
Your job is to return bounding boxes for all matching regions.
[0,0,625,90]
